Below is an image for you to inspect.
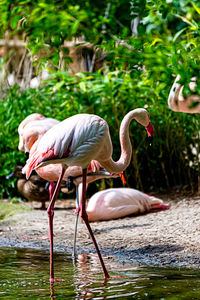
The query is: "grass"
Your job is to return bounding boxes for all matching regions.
[0,200,32,221]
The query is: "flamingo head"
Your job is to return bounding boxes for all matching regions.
[145,121,154,145]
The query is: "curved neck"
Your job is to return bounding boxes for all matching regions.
[168,75,182,110]
[100,109,148,173]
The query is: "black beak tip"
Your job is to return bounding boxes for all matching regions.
[148,136,154,146]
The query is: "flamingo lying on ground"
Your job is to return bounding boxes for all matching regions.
[168,75,200,113]
[86,188,170,222]
[22,108,154,280]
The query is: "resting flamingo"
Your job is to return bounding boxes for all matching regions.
[168,74,200,113]
[23,108,154,280]
[86,187,170,222]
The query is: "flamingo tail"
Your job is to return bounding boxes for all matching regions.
[23,150,56,179]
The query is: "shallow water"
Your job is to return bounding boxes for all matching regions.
[0,247,200,299]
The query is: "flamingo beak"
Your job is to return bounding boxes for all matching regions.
[145,121,154,146]
[148,136,154,146]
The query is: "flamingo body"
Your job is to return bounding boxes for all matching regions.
[18,116,59,153]
[18,113,45,135]
[168,75,200,113]
[86,188,169,222]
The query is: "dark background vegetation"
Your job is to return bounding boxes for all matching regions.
[0,0,199,199]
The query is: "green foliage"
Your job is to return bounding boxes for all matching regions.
[0,71,198,198]
[0,0,199,197]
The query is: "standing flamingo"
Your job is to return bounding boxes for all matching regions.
[168,75,200,113]
[23,109,154,280]
[86,188,169,222]
[18,114,120,253]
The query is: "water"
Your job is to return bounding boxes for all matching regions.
[0,247,200,299]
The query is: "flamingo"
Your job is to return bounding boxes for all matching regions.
[86,187,170,222]
[168,75,200,113]
[18,114,120,254]
[22,108,154,280]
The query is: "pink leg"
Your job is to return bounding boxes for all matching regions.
[80,168,110,279]
[49,181,55,200]
[47,166,67,282]
[39,182,55,240]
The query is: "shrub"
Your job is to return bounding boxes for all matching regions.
[0,71,198,198]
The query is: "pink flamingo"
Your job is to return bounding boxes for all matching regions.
[168,75,200,113]
[23,109,154,280]
[18,114,120,254]
[86,187,169,222]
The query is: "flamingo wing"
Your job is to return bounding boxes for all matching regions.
[23,114,109,179]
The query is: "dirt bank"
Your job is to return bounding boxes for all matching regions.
[0,193,200,269]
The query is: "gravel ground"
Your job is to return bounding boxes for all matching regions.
[0,193,200,269]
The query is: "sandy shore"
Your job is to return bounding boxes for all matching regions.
[0,193,200,269]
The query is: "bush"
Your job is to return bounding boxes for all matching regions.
[0,71,198,198]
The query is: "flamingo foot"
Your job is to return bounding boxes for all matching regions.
[150,203,170,212]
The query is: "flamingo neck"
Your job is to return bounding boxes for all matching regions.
[100,109,147,173]
[168,75,182,110]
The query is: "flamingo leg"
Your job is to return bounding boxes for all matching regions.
[39,181,56,240]
[47,166,67,282]
[80,168,110,279]
[72,185,79,258]
[49,181,55,200]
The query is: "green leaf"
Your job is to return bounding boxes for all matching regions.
[192,3,200,15]
[10,15,21,29]
[173,28,187,42]
[52,81,65,92]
